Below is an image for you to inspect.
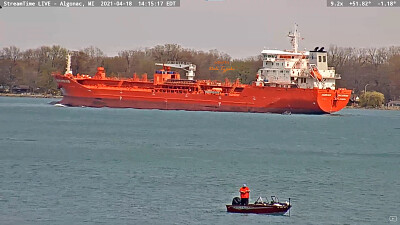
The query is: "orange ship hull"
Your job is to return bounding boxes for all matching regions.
[53,73,351,114]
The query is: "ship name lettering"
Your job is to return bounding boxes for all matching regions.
[321,94,331,96]
[56,79,70,83]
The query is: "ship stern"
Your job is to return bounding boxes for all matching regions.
[317,88,351,113]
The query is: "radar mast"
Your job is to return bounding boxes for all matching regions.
[288,23,301,53]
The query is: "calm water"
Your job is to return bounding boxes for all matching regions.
[0,96,399,225]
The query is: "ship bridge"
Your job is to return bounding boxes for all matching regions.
[257,24,340,90]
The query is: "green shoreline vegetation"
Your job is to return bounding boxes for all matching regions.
[1,44,399,106]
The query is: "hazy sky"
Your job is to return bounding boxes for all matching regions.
[1,0,399,58]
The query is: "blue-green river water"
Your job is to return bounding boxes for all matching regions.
[0,96,399,225]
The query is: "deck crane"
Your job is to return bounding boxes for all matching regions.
[155,61,196,80]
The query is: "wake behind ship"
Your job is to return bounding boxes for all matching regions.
[53,25,351,114]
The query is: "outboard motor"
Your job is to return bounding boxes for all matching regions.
[232,197,241,205]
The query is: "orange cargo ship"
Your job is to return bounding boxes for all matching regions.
[53,25,351,114]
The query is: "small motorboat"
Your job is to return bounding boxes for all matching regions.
[226,196,291,214]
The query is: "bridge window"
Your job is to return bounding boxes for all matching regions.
[323,56,326,62]
[318,56,322,62]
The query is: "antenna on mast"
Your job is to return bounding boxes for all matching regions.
[65,53,72,75]
[288,23,301,53]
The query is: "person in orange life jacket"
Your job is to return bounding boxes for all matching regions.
[239,184,250,205]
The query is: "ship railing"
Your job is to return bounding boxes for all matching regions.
[197,80,222,86]
[154,87,189,94]
[328,67,335,70]
[166,61,192,65]
[165,79,197,84]
[296,73,311,78]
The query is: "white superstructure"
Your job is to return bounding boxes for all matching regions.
[256,24,340,89]
[155,61,196,80]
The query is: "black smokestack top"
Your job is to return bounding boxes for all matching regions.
[314,47,319,51]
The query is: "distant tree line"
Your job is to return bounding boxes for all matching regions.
[328,45,400,101]
[0,44,399,101]
[0,44,261,94]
